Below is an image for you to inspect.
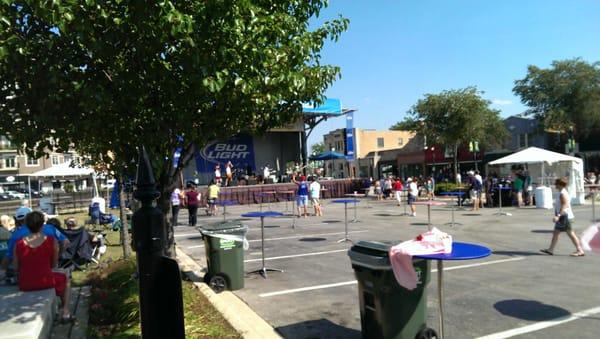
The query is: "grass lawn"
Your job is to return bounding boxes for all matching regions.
[59,211,240,339]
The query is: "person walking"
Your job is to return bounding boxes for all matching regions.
[407,177,418,217]
[383,177,393,199]
[170,186,184,226]
[540,177,585,257]
[184,183,200,226]
[292,174,309,218]
[206,180,220,216]
[392,178,404,206]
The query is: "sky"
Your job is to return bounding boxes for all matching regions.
[307,0,600,148]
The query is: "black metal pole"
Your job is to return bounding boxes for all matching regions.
[132,146,185,339]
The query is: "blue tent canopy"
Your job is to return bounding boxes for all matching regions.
[309,151,346,161]
[302,98,344,116]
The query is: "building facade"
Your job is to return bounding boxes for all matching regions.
[322,128,416,178]
[0,135,84,191]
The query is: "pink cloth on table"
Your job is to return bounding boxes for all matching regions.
[581,224,600,254]
[389,227,452,290]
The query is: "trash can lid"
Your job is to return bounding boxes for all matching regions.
[197,221,248,234]
[350,240,398,256]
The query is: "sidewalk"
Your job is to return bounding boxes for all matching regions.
[176,247,282,339]
[50,286,91,339]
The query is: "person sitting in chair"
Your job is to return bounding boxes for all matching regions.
[13,211,73,322]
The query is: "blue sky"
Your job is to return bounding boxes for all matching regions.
[307,0,600,148]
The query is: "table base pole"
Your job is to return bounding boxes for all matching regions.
[437,260,445,339]
[247,267,284,279]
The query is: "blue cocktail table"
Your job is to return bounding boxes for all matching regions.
[494,185,513,216]
[415,242,491,339]
[439,192,467,227]
[241,211,284,278]
[331,199,360,243]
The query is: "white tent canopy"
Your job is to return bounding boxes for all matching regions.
[29,162,95,177]
[489,147,585,205]
[489,147,582,165]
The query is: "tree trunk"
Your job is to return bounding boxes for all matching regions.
[119,180,132,258]
[158,191,176,257]
[453,143,459,180]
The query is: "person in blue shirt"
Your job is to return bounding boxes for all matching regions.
[292,174,309,218]
[1,207,69,272]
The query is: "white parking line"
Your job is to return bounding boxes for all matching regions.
[186,230,369,249]
[244,249,347,263]
[248,230,368,243]
[260,281,358,298]
[476,306,600,339]
[259,257,524,298]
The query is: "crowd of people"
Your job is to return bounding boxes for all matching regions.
[1,207,74,322]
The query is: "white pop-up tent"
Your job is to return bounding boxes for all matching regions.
[489,147,585,205]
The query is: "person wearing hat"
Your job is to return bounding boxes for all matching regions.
[1,207,68,271]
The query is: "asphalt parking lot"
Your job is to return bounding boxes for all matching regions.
[174,197,600,339]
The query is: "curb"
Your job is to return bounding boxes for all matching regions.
[175,247,282,339]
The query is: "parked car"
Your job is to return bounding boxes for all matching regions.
[15,187,44,198]
[0,193,12,201]
[6,190,26,200]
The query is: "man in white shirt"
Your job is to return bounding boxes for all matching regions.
[309,177,323,216]
[408,177,418,217]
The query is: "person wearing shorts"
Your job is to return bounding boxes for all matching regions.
[309,177,323,216]
[407,177,418,217]
[293,174,309,218]
[540,177,584,257]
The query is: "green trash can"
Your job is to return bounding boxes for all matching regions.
[199,221,248,293]
[348,240,437,339]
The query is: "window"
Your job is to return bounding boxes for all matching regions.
[397,138,404,146]
[2,156,16,169]
[26,157,39,166]
[518,133,528,148]
[51,155,61,165]
[377,137,384,148]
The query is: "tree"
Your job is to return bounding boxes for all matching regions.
[311,142,326,155]
[391,87,508,176]
[513,59,600,139]
[0,1,348,256]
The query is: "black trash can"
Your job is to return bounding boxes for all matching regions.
[198,221,248,293]
[348,240,436,339]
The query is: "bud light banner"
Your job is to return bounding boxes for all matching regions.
[195,135,256,173]
[345,111,355,160]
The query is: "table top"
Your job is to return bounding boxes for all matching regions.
[332,199,361,204]
[279,190,296,194]
[345,193,366,197]
[414,242,491,261]
[259,191,277,195]
[242,211,284,218]
[215,200,235,206]
[411,200,447,206]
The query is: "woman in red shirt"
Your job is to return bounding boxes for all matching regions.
[184,183,200,226]
[13,211,72,322]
